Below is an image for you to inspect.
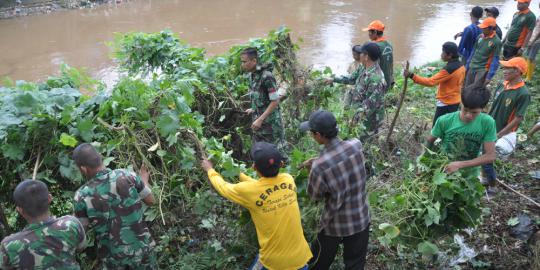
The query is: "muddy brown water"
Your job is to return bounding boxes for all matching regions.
[0,0,538,87]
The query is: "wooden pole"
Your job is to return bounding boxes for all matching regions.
[386,61,410,145]
[497,179,540,208]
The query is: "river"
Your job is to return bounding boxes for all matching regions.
[0,0,538,87]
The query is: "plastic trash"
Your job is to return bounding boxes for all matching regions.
[509,214,537,241]
[495,132,517,157]
[450,234,477,266]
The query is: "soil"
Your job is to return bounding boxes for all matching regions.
[0,0,128,19]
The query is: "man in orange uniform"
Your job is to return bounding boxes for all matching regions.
[404,42,465,125]
[363,20,394,89]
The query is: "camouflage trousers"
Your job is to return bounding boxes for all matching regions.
[252,118,288,161]
[353,108,384,139]
[99,251,157,270]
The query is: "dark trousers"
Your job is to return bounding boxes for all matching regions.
[482,163,497,184]
[308,226,369,270]
[433,104,460,125]
[503,45,520,60]
[464,69,488,88]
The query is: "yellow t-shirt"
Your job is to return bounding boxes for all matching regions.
[207,169,312,270]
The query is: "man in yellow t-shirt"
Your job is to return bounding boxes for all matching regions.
[201,142,312,270]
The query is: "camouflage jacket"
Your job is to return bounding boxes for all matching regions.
[248,65,282,123]
[335,63,387,112]
[0,215,85,270]
[73,168,155,266]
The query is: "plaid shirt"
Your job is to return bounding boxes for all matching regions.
[308,137,370,237]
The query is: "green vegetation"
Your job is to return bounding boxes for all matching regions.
[0,28,539,269]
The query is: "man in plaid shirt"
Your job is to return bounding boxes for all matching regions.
[299,110,370,270]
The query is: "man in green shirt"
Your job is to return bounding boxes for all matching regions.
[481,57,531,186]
[465,17,502,87]
[427,85,497,176]
[363,20,394,89]
[502,0,536,60]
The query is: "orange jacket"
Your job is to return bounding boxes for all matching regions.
[412,60,465,105]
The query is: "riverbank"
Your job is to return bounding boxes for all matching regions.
[0,0,127,19]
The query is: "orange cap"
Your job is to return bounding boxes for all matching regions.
[362,20,385,32]
[500,57,528,74]
[517,0,531,3]
[478,17,497,28]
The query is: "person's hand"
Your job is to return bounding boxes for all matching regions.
[325,78,334,85]
[403,69,411,79]
[454,32,462,40]
[445,161,463,174]
[517,48,525,56]
[251,118,263,130]
[298,157,317,170]
[201,159,214,172]
[245,108,254,114]
[139,164,150,185]
[484,79,491,86]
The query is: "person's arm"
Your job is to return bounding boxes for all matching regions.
[458,26,470,54]
[201,160,249,206]
[307,167,328,201]
[72,217,87,251]
[425,135,438,149]
[498,93,531,137]
[445,141,496,173]
[252,75,280,130]
[73,192,90,229]
[527,122,540,137]
[408,69,452,87]
[486,54,500,81]
[137,166,155,206]
[332,67,360,85]
[497,116,523,138]
[522,18,537,50]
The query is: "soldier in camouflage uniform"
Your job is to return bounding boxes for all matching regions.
[1,179,86,269]
[329,42,387,137]
[240,48,286,156]
[72,143,157,269]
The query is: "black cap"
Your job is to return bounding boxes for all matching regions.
[299,110,338,135]
[250,142,283,172]
[484,7,499,18]
[359,42,381,61]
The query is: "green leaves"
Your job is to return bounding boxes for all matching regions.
[417,241,439,256]
[379,223,400,239]
[59,133,78,147]
[507,217,520,226]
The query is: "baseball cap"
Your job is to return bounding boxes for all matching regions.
[362,20,385,32]
[250,142,283,172]
[359,42,381,61]
[478,17,497,29]
[299,110,338,135]
[517,0,531,3]
[484,7,500,17]
[500,57,528,74]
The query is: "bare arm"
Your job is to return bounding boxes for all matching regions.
[139,166,155,206]
[445,141,496,173]
[497,116,522,138]
[252,100,279,130]
[528,123,540,137]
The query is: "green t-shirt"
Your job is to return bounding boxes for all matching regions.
[431,111,497,162]
[469,34,502,71]
[505,10,536,48]
[376,40,394,87]
[489,82,531,132]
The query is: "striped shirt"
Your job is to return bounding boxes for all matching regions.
[308,137,370,237]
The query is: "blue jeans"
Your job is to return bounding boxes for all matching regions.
[482,163,497,184]
[248,255,308,270]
